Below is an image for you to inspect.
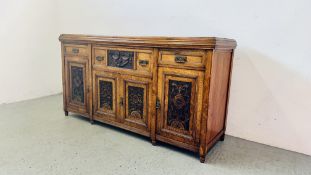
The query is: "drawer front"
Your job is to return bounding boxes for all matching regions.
[158,49,206,69]
[64,45,88,56]
[93,47,107,66]
[92,46,153,76]
[136,52,152,73]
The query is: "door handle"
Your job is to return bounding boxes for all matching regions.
[156,98,160,109]
[120,97,124,106]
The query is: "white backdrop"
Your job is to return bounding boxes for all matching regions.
[1,0,311,156]
[0,0,60,104]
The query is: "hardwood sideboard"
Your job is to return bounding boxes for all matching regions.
[59,34,236,163]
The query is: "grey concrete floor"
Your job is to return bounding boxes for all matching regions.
[0,94,310,175]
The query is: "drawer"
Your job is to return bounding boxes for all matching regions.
[64,45,88,56]
[158,49,206,69]
[136,52,152,72]
[93,47,107,67]
[92,46,153,75]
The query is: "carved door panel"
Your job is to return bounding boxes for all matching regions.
[65,56,89,115]
[93,71,119,121]
[157,67,204,145]
[120,75,152,131]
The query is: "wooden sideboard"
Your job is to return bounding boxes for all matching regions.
[59,34,236,163]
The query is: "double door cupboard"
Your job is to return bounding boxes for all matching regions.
[59,34,236,163]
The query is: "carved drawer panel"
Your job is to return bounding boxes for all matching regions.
[158,49,206,69]
[64,44,88,56]
[107,50,135,69]
[92,46,153,76]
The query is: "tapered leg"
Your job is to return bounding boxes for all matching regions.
[200,155,206,163]
[219,134,225,141]
[151,140,157,146]
[64,111,68,116]
[90,118,94,125]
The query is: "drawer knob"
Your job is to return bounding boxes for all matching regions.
[96,56,104,61]
[72,48,79,54]
[175,55,187,63]
[139,60,149,66]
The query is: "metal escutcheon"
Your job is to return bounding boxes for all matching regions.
[96,56,104,61]
[175,55,187,63]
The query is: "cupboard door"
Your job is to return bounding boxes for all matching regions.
[65,56,89,115]
[93,71,118,121]
[157,67,204,145]
[120,75,152,131]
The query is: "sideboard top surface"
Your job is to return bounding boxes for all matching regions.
[59,34,237,49]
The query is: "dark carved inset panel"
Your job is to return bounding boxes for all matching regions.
[71,66,84,104]
[99,80,113,111]
[128,86,144,119]
[107,50,134,69]
[167,80,192,131]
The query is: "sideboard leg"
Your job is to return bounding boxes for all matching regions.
[90,118,94,125]
[151,140,157,146]
[64,111,68,116]
[219,133,225,141]
[200,154,206,163]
